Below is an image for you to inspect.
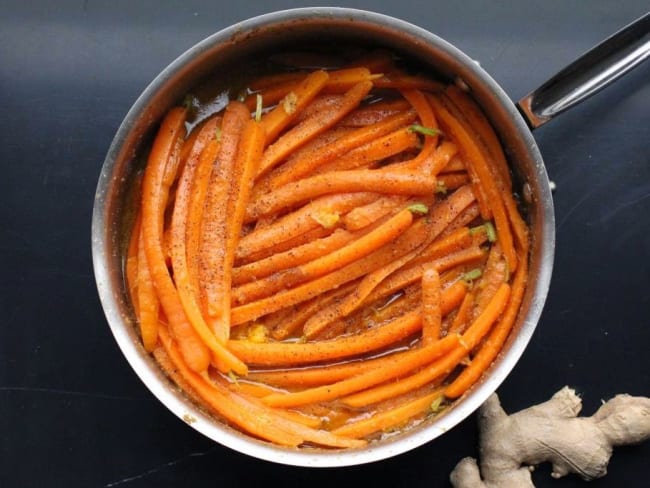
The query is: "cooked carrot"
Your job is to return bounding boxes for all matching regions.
[266,109,417,188]
[401,89,439,166]
[342,195,407,231]
[441,154,466,173]
[334,388,445,438]
[140,107,210,372]
[136,227,159,352]
[236,192,377,259]
[429,94,517,272]
[339,98,411,127]
[229,309,423,366]
[445,255,527,398]
[233,228,357,286]
[256,80,373,177]
[262,333,459,407]
[374,72,445,92]
[231,214,430,325]
[199,101,249,344]
[239,226,332,266]
[321,67,381,93]
[438,172,470,191]
[259,70,329,144]
[249,71,308,91]
[444,202,481,237]
[125,212,141,315]
[472,243,508,320]
[234,207,414,305]
[342,283,510,408]
[448,290,475,335]
[247,170,436,221]
[421,266,442,345]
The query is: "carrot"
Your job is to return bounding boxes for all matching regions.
[233,207,414,305]
[136,227,159,352]
[421,266,442,344]
[342,195,408,231]
[259,70,329,144]
[266,109,417,188]
[444,203,482,237]
[441,154,466,173]
[342,284,510,408]
[401,89,439,166]
[229,309,423,367]
[236,192,377,259]
[445,255,528,398]
[232,228,357,286]
[429,94,517,272]
[339,98,411,127]
[321,67,382,93]
[438,172,470,191]
[374,72,445,92]
[261,334,459,407]
[247,170,436,221]
[448,290,475,335]
[125,212,141,315]
[256,81,373,177]
[238,226,332,266]
[198,101,250,343]
[231,214,430,325]
[472,243,508,320]
[333,388,445,438]
[140,107,210,372]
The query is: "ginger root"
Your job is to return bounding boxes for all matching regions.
[450,386,650,488]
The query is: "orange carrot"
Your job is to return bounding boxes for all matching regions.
[125,212,141,315]
[421,266,442,344]
[374,72,445,92]
[140,107,210,372]
[334,388,445,438]
[233,207,414,305]
[339,98,411,127]
[441,154,466,173]
[136,227,159,352]
[236,192,377,259]
[199,101,250,343]
[401,89,439,166]
[262,334,459,407]
[256,81,373,177]
[342,195,407,231]
[247,170,436,221]
[260,70,329,144]
[448,290,475,335]
[228,310,423,366]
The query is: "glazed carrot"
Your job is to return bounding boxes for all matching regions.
[247,170,436,221]
[266,109,417,188]
[401,89,439,166]
[445,255,528,398]
[136,227,159,352]
[334,388,445,438]
[291,95,344,126]
[429,94,517,272]
[441,154,466,173]
[236,192,377,259]
[259,70,329,144]
[199,101,250,343]
[249,71,308,91]
[233,208,414,305]
[374,72,445,92]
[472,243,507,320]
[140,107,210,372]
[315,127,419,173]
[158,325,364,448]
[262,333,459,407]
[321,67,382,93]
[232,228,357,286]
[342,195,407,231]
[448,290,475,335]
[438,173,470,191]
[342,284,510,408]
[339,98,411,127]
[443,203,481,237]
[231,215,430,325]
[228,310,423,366]
[125,212,141,315]
[239,226,332,265]
[421,266,442,345]
[256,80,373,177]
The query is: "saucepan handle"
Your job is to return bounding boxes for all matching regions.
[517,12,650,130]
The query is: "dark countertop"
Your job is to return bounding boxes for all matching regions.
[1,1,649,486]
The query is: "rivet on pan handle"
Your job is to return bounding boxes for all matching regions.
[517,11,650,130]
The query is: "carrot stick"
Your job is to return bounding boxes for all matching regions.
[199,101,250,343]
[248,71,307,91]
[228,310,423,366]
[443,202,481,237]
[236,192,377,259]
[261,333,459,407]
[247,170,436,221]
[231,215,430,325]
[238,226,332,265]
[448,290,475,335]
[339,98,411,127]
[333,388,445,438]
[342,283,510,408]
[445,254,528,398]
[125,212,141,315]
[441,154,466,173]
[472,243,507,320]
[374,72,445,92]
[421,266,442,345]
[232,228,357,286]
[266,109,417,188]
[321,67,381,93]
[137,226,159,352]
[140,107,210,373]
[233,208,414,305]
[256,80,373,177]
[342,195,407,231]
[259,70,329,144]
[429,94,517,272]
[438,173,470,191]
[401,89,439,166]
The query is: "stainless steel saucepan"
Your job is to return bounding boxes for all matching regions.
[92,7,650,467]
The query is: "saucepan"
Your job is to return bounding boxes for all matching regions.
[91,7,650,467]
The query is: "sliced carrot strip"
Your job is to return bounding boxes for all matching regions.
[421,266,442,345]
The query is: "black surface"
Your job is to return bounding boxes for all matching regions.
[1,1,649,486]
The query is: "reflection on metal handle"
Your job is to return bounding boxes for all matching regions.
[518,12,650,130]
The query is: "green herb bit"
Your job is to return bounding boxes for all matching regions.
[430,395,446,414]
[435,180,448,194]
[214,126,222,142]
[408,124,442,137]
[255,94,263,122]
[407,203,429,215]
[227,371,239,384]
[462,268,482,283]
[182,94,197,111]
[485,221,497,243]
